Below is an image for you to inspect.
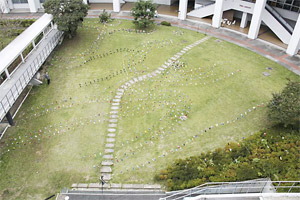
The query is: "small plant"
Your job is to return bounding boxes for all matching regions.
[160,21,171,26]
[99,9,112,23]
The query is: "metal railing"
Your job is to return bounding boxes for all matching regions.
[267,0,300,13]
[161,180,300,200]
[194,1,215,11]
[265,3,294,34]
[0,30,63,121]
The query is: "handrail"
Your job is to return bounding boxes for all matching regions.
[265,3,293,34]
[194,1,215,11]
[162,180,300,200]
[267,0,300,13]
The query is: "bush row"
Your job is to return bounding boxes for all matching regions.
[155,128,300,191]
[0,19,36,28]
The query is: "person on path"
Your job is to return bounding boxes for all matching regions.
[45,72,50,85]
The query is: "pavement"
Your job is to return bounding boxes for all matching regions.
[57,190,166,200]
[1,10,299,75]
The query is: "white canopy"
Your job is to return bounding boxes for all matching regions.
[0,13,53,75]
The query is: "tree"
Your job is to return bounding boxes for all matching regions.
[267,80,300,128]
[131,0,156,29]
[43,0,89,38]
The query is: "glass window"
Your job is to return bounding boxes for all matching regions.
[40,0,46,3]
[12,0,28,3]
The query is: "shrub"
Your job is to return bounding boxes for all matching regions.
[156,128,300,191]
[99,9,112,23]
[160,21,171,26]
[267,80,300,128]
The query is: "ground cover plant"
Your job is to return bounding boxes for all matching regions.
[0,19,35,51]
[0,18,299,199]
[155,128,300,191]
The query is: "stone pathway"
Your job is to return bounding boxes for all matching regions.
[100,36,211,181]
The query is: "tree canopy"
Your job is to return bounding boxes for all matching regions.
[267,80,300,128]
[131,0,156,29]
[43,0,89,38]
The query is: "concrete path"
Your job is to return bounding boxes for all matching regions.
[1,10,298,75]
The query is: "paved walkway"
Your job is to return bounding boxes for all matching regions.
[100,11,299,75]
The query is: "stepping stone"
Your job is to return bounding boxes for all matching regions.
[171,57,177,61]
[116,92,123,96]
[106,138,115,143]
[89,183,101,188]
[111,106,119,110]
[78,183,88,188]
[102,160,114,166]
[110,115,118,118]
[102,173,111,181]
[121,85,127,89]
[101,166,112,173]
[107,133,115,137]
[168,59,172,63]
[147,73,152,78]
[152,72,156,76]
[125,82,131,86]
[118,89,124,93]
[110,111,118,114]
[112,103,119,106]
[133,78,138,82]
[105,149,114,153]
[158,67,165,71]
[109,119,118,123]
[183,48,188,51]
[155,70,161,74]
[103,154,113,159]
[115,95,121,99]
[177,52,183,56]
[174,55,180,58]
[138,76,143,81]
[143,75,147,79]
[181,50,186,53]
[113,99,120,102]
[108,128,116,132]
[108,124,117,127]
[263,72,271,77]
[129,80,135,84]
[162,64,168,69]
[105,143,114,148]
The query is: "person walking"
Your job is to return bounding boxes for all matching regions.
[45,72,50,85]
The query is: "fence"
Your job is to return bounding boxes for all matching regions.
[162,180,300,200]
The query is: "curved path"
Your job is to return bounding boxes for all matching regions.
[100,36,211,181]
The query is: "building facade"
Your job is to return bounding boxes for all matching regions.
[0,0,299,55]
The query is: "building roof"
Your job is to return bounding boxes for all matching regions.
[0,13,53,74]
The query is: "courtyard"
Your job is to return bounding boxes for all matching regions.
[0,18,299,199]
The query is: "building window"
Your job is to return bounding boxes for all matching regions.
[12,0,28,3]
[40,0,46,3]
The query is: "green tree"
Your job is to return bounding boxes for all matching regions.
[43,0,89,38]
[131,0,156,29]
[267,80,300,128]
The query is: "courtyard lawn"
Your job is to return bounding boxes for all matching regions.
[0,19,299,199]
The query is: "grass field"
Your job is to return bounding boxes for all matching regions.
[0,18,299,199]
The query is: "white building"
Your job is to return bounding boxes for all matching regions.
[0,0,299,55]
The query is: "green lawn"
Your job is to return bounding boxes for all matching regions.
[0,19,299,199]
